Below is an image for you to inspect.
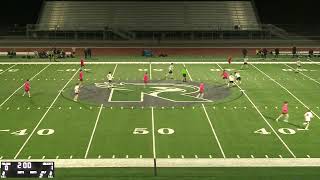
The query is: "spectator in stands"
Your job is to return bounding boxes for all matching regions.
[275,48,280,58]
[88,48,92,58]
[309,49,314,58]
[242,48,248,58]
[84,48,88,58]
[72,47,76,58]
[262,48,268,59]
[292,46,297,58]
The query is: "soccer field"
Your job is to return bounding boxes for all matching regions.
[1,59,320,177]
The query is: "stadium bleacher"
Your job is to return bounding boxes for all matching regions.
[38,1,259,31]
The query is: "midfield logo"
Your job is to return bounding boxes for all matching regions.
[95,82,212,103]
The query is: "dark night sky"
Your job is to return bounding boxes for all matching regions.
[1,0,318,25]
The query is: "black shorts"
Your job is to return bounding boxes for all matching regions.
[169,70,173,74]
[108,80,112,83]
[236,77,241,81]
[244,62,248,65]
[229,81,234,83]
[183,74,187,77]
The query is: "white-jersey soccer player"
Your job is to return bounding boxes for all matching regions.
[241,57,249,69]
[296,58,301,73]
[73,83,80,102]
[228,74,235,87]
[166,63,174,79]
[106,72,113,89]
[235,72,241,84]
[303,110,313,130]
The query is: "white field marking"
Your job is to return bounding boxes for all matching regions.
[112,155,115,159]
[0,130,10,132]
[168,155,171,158]
[56,156,59,159]
[139,155,142,159]
[28,156,31,159]
[307,155,311,158]
[252,64,320,120]
[195,155,198,158]
[279,155,283,158]
[70,155,73,159]
[0,156,2,159]
[265,155,269,158]
[183,63,193,81]
[216,63,296,158]
[237,155,240,158]
[209,155,212,158]
[151,107,157,159]
[285,64,320,86]
[181,155,185,159]
[42,156,45,159]
[0,64,51,107]
[0,64,17,75]
[14,68,80,159]
[251,155,254,158]
[1,61,320,65]
[3,158,320,167]
[84,104,104,159]
[201,104,226,158]
[149,63,152,80]
[126,155,129,159]
[112,64,118,77]
[98,155,101,159]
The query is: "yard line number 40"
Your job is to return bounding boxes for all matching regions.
[254,128,296,135]
[10,129,54,136]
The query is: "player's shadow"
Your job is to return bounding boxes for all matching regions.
[264,114,305,129]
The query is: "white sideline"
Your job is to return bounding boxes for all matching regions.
[0,64,17,75]
[151,107,156,159]
[149,62,152,80]
[0,61,320,65]
[14,68,80,159]
[183,63,193,81]
[251,64,320,120]
[1,158,320,168]
[0,64,51,107]
[84,104,104,159]
[284,64,320,86]
[201,104,226,158]
[216,64,296,158]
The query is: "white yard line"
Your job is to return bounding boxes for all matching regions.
[216,64,296,158]
[84,104,104,159]
[284,64,320,86]
[0,64,17,75]
[1,158,320,167]
[14,68,80,159]
[151,107,157,159]
[149,63,152,80]
[201,104,226,158]
[112,64,118,77]
[0,64,51,107]
[183,63,193,81]
[1,62,318,65]
[251,64,320,120]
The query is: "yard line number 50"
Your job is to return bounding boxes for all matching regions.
[133,128,175,135]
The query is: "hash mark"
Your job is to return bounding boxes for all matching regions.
[0,156,2,159]
[42,156,45,159]
[112,155,115,159]
[181,155,185,159]
[28,156,31,159]
[56,156,59,159]
[265,155,269,158]
[70,155,73,159]
[167,155,171,158]
[209,155,212,158]
[236,155,240,158]
[251,155,254,158]
[279,155,283,158]
[307,155,311,158]
[126,155,129,158]
[195,155,198,158]
[139,155,142,159]
[98,155,101,159]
